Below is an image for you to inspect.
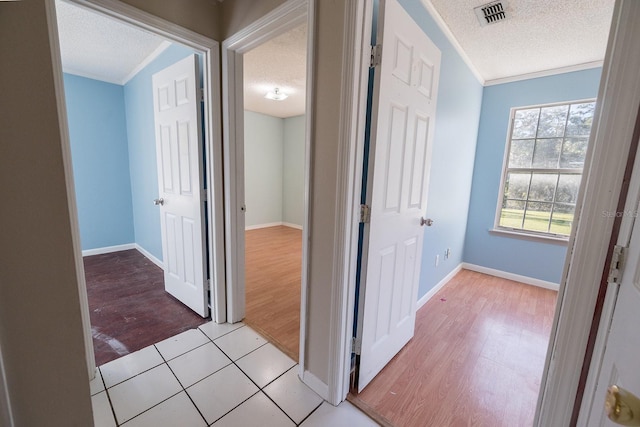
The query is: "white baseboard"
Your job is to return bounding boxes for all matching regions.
[245,222,283,231]
[461,263,560,291]
[282,222,303,230]
[82,243,135,257]
[134,244,164,269]
[417,263,463,310]
[300,369,329,401]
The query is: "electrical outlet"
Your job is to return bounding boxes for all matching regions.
[435,254,439,267]
[445,248,451,259]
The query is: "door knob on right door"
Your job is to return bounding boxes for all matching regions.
[606,385,640,426]
[420,217,433,227]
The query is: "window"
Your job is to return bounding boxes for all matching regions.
[495,99,596,238]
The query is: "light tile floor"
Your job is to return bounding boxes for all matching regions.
[91,322,378,426]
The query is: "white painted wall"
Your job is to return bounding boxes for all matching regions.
[244,110,305,228]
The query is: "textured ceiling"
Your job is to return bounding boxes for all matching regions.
[243,24,307,118]
[55,0,169,85]
[426,0,615,83]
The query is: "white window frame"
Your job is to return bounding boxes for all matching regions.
[493,98,597,241]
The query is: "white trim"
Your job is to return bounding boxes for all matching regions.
[81,243,135,257]
[462,263,560,291]
[49,0,226,376]
[484,61,604,87]
[222,0,310,324]
[417,264,463,310]
[536,1,640,424]
[61,67,123,85]
[0,341,14,427]
[134,244,164,269]
[121,40,171,84]
[282,222,303,230]
[327,0,369,406]
[243,222,304,230]
[298,0,315,393]
[576,282,620,426]
[244,222,283,230]
[419,0,484,85]
[489,228,569,245]
[45,0,96,380]
[300,370,329,400]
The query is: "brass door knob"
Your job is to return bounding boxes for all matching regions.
[606,385,640,426]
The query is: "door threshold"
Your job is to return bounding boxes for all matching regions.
[346,393,395,427]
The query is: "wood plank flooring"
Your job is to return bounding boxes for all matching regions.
[353,269,557,427]
[244,226,302,361]
[84,249,208,366]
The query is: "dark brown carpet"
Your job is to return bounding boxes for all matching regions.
[84,249,209,366]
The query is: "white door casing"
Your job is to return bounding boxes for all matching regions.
[358,0,440,391]
[585,192,640,426]
[152,54,209,317]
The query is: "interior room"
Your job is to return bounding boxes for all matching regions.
[56,1,209,365]
[242,23,307,361]
[4,0,635,426]
[346,1,610,425]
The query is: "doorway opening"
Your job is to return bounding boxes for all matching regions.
[241,24,308,361]
[343,0,602,425]
[52,0,225,372]
[221,0,313,373]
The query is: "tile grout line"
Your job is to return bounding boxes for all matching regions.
[296,401,325,426]
[154,343,210,426]
[98,323,316,426]
[97,367,120,427]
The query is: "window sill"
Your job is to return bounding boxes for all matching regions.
[489,228,570,245]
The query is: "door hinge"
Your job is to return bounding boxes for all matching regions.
[359,204,371,223]
[607,244,627,284]
[351,337,362,355]
[199,87,204,102]
[370,44,382,67]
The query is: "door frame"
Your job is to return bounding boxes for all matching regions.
[329,0,640,420]
[46,0,226,378]
[220,0,314,366]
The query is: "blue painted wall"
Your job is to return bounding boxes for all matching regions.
[463,68,602,283]
[123,44,197,261]
[399,0,484,299]
[244,111,284,227]
[64,73,134,251]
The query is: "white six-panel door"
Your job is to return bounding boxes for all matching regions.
[152,54,209,317]
[357,0,441,391]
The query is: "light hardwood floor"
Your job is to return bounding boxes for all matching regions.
[244,225,302,361]
[352,269,557,427]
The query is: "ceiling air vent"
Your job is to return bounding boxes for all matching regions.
[474,1,507,27]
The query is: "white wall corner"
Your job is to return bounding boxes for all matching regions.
[461,263,560,291]
[134,244,164,269]
[419,0,485,85]
[417,263,463,309]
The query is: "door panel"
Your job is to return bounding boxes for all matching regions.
[358,0,441,391]
[152,54,208,317]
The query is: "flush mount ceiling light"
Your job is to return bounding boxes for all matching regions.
[264,87,288,101]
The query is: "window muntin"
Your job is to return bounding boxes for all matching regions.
[496,100,596,238]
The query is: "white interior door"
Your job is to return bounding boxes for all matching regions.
[357,0,440,391]
[583,150,640,425]
[152,54,209,318]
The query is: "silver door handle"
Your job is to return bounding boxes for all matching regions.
[420,217,433,227]
[153,198,164,206]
